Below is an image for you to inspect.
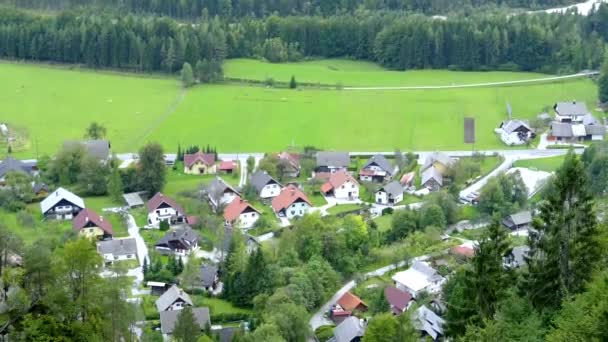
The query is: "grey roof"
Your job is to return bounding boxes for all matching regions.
[217,327,238,342]
[156,227,200,248]
[160,307,210,335]
[250,171,280,193]
[554,101,589,117]
[316,152,350,168]
[64,140,110,160]
[551,122,573,137]
[97,238,137,257]
[585,124,606,136]
[421,167,443,187]
[501,120,531,134]
[413,305,444,340]
[40,187,85,214]
[412,261,444,283]
[509,245,530,268]
[207,177,240,197]
[379,181,403,198]
[333,316,365,342]
[362,154,394,174]
[0,157,31,178]
[508,211,532,226]
[200,265,218,288]
[123,192,144,207]
[422,152,454,171]
[155,285,193,312]
[581,114,598,125]
[32,182,49,194]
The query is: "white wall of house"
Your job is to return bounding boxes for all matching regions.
[167,301,188,311]
[184,161,217,175]
[148,207,181,227]
[555,114,582,123]
[260,183,281,198]
[334,180,359,200]
[376,191,403,205]
[360,175,373,182]
[500,131,527,145]
[103,253,136,263]
[284,202,311,219]
[234,212,259,229]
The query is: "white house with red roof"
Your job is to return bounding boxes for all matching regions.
[321,170,359,200]
[223,197,260,229]
[183,152,216,175]
[73,208,113,240]
[271,185,312,219]
[147,192,186,228]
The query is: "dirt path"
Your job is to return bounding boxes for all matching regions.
[130,88,187,146]
[343,71,597,91]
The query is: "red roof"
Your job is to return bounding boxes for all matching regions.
[186,216,199,225]
[384,287,413,313]
[323,170,359,192]
[219,160,237,170]
[400,172,415,185]
[337,292,367,311]
[147,192,185,214]
[451,245,475,258]
[331,310,352,317]
[277,152,300,169]
[72,208,113,235]
[271,185,312,212]
[184,152,216,168]
[223,197,260,223]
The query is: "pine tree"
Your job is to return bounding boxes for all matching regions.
[289,75,297,89]
[177,256,184,274]
[598,53,608,104]
[108,161,123,203]
[180,62,194,87]
[172,306,201,342]
[525,151,600,312]
[142,257,148,277]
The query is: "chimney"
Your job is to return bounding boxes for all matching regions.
[99,216,103,222]
[85,216,89,222]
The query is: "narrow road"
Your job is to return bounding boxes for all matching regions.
[343,72,597,91]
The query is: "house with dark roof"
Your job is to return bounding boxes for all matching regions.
[73,208,113,240]
[219,160,237,174]
[147,192,186,228]
[32,182,49,198]
[413,305,445,341]
[271,185,312,219]
[504,245,530,269]
[0,157,34,185]
[97,238,138,264]
[321,170,359,200]
[554,101,590,123]
[207,177,241,209]
[421,167,443,192]
[63,140,111,161]
[384,286,413,315]
[250,171,282,198]
[277,152,301,178]
[40,187,85,220]
[223,197,260,229]
[359,154,396,182]
[160,307,211,336]
[502,210,532,231]
[183,152,216,175]
[200,264,219,290]
[550,101,605,142]
[155,227,199,256]
[315,152,350,175]
[497,120,533,145]
[156,285,193,312]
[375,181,403,205]
[147,281,171,296]
[123,192,144,208]
[330,316,366,342]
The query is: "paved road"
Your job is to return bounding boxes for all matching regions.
[531,0,607,15]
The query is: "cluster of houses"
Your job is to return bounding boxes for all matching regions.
[420,152,456,193]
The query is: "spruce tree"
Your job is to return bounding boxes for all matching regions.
[108,162,123,203]
[289,75,297,89]
[180,62,194,87]
[173,306,201,342]
[598,53,608,104]
[524,151,600,312]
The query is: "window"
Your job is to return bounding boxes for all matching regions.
[291,211,295,215]
[89,228,94,233]
[127,254,133,258]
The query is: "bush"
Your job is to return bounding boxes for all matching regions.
[159,220,170,231]
[16,211,35,227]
[381,207,394,216]
[210,312,250,323]
[315,325,335,342]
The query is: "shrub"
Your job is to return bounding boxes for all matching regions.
[16,211,35,227]
[159,220,170,231]
[210,312,250,323]
[381,207,394,216]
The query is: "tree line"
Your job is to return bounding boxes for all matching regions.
[0,0,581,19]
[1,6,608,74]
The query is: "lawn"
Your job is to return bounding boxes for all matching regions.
[164,161,241,198]
[373,214,392,232]
[1,61,598,157]
[326,203,365,215]
[513,155,565,172]
[0,208,73,245]
[225,59,558,87]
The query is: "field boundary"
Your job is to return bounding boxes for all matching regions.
[343,71,598,90]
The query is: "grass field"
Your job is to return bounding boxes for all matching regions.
[1,60,598,157]
[513,155,565,172]
[224,59,555,87]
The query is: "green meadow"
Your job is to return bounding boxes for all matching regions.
[0,60,598,157]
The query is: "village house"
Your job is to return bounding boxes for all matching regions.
[271,185,312,219]
[331,316,366,342]
[421,167,443,191]
[155,226,199,256]
[147,192,186,227]
[497,120,533,145]
[223,197,260,229]
[314,151,350,175]
[337,292,368,312]
[321,170,359,200]
[359,154,396,182]
[400,171,416,188]
[219,160,238,174]
[550,101,605,142]
[147,282,171,296]
[375,181,404,205]
[504,245,530,269]
[384,286,414,315]
[0,157,36,185]
[413,305,445,341]
[97,238,138,264]
[183,151,216,175]
[32,182,49,198]
[200,264,219,291]
[502,210,532,231]
[392,261,446,298]
[155,285,193,312]
[72,208,113,240]
[123,192,145,209]
[250,171,282,198]
[64,140,111,161]
[40,187,85,220]
[207,177,241,208]
[422,152,455,174]
[160,307,211,336]
[277,151,301,178]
